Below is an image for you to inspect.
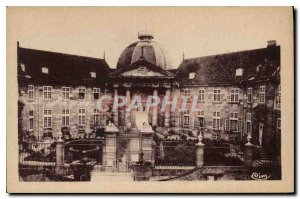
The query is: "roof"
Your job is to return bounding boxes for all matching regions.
[177,45,280,86]
[17,45,111,85]
[167,69,178,75]
[116,34,167,70]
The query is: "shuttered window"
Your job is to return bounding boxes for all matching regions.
[212,111,220,130]
[28,110,34,130]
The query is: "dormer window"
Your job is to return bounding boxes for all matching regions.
[90,72,96,78]
[257,65,262,72]
[42,67,49,74]
[21,64,26,72]
[189,72,196,79]
[235,68,243,76]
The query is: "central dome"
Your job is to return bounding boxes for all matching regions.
[117,32,167,70]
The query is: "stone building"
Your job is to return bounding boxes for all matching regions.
[17,33,281,170]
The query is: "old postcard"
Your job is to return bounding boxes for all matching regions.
[7,7,294,193]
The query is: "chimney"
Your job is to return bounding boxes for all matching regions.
[267,40,277,47]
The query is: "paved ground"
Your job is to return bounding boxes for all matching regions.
[90,171,133,181]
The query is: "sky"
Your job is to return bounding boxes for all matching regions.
[8,7,292,69]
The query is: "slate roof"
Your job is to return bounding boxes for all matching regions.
[17,45,111,85]
[177,45,280,86]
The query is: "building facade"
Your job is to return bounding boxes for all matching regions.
[18,33,281,170]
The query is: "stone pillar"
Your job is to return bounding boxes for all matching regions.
[140,122,155,164]
[152,89,158,126]
[151,140,157,165]
[259,123,264,146]
[104,122,119,172]
[164,89,171,127]
[125,88,131,128]
[113,88,118,126]
[174,89,180,128]
[244,134,254,167]
[196,133,205,168]
[55,132,65,174]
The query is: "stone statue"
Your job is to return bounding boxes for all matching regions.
[105,121,119,133]
[140,121,154,133]
[196,131,204,146]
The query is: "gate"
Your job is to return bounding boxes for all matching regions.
[117,135,142,172]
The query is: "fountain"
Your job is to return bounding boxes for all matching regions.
[70,151,96,181]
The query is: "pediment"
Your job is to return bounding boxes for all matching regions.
[120,65,165,77]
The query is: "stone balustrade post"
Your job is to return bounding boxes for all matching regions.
[244,134,254,167]
[196,133,205,168]
[55,132,65,174]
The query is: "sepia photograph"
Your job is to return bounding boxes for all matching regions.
[6,6,294,193]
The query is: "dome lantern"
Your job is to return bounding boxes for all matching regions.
[138,31,154,41]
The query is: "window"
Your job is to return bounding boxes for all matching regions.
[183,110,190,126]
[277,85,281,109]
[42,67,49,74]
[90,72,96,78]
[43,109,52,128]
[277,118,281,129]
[21,63,26,72]
[247,88,253,103]
[246,113,252,134]
[197,111,205,128]
[28,85,34,100]
[198,110,204,116]
[137,66,147,74]
[62,87,70,100]
[43,86,52,100]
[259,86,266,103]
[235,68,243,76]
[230,113,238,132]
[213,89,221,102]
[189,72,196,79]
[212,134,220,140]
[226,112,242,132]
[93,108,100,125]
[62,109,70,127]
[198,89,205,102]
[230,89,239,103]
[212,111,220,130]
[246,113,251,121]
[28,110,34,130]
[78,88,85,99]
[79,88,86,99]
[182,88,190,97]
[93,88,100,99]
[257,65,262,72]
[78,108,85,125]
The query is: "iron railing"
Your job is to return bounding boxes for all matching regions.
[203,146,244,166]
[19,141,56,166]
